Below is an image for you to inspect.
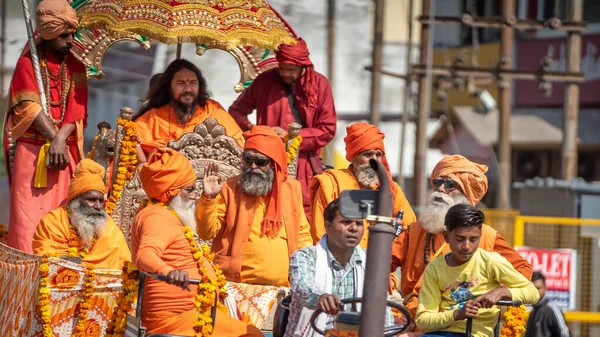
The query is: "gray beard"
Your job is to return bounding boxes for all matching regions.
[420,191,471,233]
[169,194,197,231]
[171,98,196,124]
[354,164,379,188]
[238,167,274,196]
[68,198,108,248]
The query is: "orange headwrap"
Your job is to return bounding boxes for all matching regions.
[138,148,197,203]
[344,122,396,195]
[67,159,107,201]
[430,155,489,206]
[36,0,79,40]
[243,126,288,238]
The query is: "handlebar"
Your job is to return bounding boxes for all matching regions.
[142,272,203,285]
[465,300,523,337]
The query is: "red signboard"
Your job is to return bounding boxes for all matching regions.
[515,34,600,107]
[515,247,577,310]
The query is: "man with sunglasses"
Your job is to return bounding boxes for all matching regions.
[390,154,533,322]
[4,0,89,253]
[196,126,313,288]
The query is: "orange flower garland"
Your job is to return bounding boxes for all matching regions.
[500,304,527,337]
[87,133,100,159]
[284,134,302,164]
[105,262,139,337]
[74,263,96,336]
[67,224,96,258]
[0,223,7,245]
[106,117,138,215]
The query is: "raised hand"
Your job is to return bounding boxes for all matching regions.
[202,161,223,199]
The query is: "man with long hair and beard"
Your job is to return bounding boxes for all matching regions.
[196,126,312,288]
[32,159,130,269]
[134,59,244,162]
[391,155,533,323]
[131,148,261,336]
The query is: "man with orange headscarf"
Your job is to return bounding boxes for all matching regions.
[310,122,417,248]
[131,148,262,336]
[229,38,337,218]
[5,0,88,253]
[391,155,532,321]
[197,126,312,287]
[32,159,130,269]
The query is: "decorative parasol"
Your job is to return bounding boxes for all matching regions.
[79,0,297,50]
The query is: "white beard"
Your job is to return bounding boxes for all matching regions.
[420,191,471,233]
[169,194,197,232]
[354,164,379,188]
[68,198,108,248]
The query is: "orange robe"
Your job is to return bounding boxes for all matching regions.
[309,168,417,248]
[31,206,130,269]
[196,176,312,287]
[130,204,262,336]
[391,221,533,318]
[135,100,244,155]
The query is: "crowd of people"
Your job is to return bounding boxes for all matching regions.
[3,0,567,336]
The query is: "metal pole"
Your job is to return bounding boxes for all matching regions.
[369,0,385,126]
[0,0,7,96]
[413,0,435,212]
[562,0,583,181]
[397,0,415,188]
[19,0,48,116]
[496,0,514,209]
[327,0,336,91]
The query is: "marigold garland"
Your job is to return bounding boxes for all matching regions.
[105,262,139,337]
[38,253,96,337]
[284,134,302,164]
[0,223,7,245]
[500,304,527,337]
[87,133,100,159]
[67,224,96,258]
[105,117,138,215]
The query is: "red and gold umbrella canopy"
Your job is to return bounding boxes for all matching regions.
[80,0,296,49]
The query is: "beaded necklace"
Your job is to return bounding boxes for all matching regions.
[39,45,71,126]
[424,233,436,265]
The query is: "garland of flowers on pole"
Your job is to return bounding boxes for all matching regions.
[87,133,101,159]
[283,134,302,164]
[105,117,139,215]
[38,253,96,337]
[105,262,139,337]
[500,304,527,337]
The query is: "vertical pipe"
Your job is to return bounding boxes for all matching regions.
[397,0,415,188]
[327,0,336,91]
[0,0,7,96]
[496,0,514,210]
[562,0,582,181]
[413,0,435,212]
[369,0,385,126]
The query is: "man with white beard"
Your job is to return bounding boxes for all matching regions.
[196,126,312,287]
[390,155,533,322]
[32,159,131,269]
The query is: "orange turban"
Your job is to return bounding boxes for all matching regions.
[36,0,79,40]
[138,148,197,203]
[431,155,489,206]
[243,126,288,238]
[67,159,107,201]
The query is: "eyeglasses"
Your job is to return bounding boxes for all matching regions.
[432,178,459,191]
[242,154,272,168]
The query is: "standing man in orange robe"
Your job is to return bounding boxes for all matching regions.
[4,0,88,253]
[135,59,244,162]
[391,155,533,319]
[32,159,130,269]
[229,39,337,218]
[131,148,262,336]
[310,122,417,248]
[196,126,312,287]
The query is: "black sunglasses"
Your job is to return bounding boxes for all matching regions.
[432,178,459,191]
[243,154,272,168]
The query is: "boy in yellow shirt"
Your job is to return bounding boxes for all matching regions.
[415,204,539,337]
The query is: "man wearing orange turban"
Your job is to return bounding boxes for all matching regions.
[32,159,130,269]
[131,148,262,336]
[229,38,337,219]
[197,126,312,288]
[5,0,88,253]
[391,155,533,321]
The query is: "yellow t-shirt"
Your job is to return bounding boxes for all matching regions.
[416,249,539,337]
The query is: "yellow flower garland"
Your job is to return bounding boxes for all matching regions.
[38,253,96,337]
[105,262,139,337]
[67,224,96,259]
[284,134,303,164]
[500,304,527,337]
[87,133,100,159]
[106,117,138,215]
